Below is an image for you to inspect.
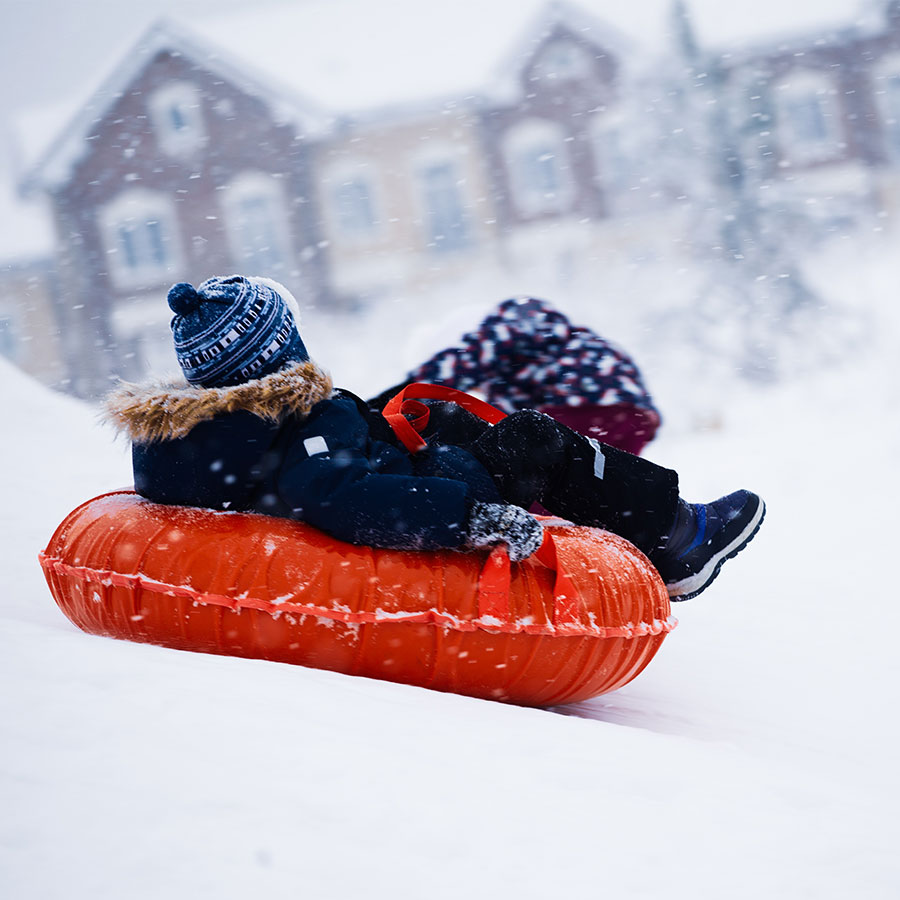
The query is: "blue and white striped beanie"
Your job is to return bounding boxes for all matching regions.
[168,275,308,387]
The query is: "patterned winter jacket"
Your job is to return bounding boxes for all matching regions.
[104,360,503,551]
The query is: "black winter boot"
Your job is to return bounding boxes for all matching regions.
[650,490,766,600]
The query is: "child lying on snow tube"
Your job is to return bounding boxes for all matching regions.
[104,276,765,601]
[368,297,660,457]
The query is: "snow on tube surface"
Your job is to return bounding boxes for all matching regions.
[39,491,677,706]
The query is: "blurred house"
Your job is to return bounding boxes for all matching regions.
[714,0,900,234]
[9,0,900,396]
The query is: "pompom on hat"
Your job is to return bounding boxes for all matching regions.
[168,276,308,387]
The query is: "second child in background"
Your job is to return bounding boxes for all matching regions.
[368,297,661,456]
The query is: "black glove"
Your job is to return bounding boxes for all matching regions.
[367,379,415,411]
[464,501,544,562]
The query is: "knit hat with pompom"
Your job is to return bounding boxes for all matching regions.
[167,275,308,387]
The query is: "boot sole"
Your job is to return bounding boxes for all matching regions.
[666,498,766,601]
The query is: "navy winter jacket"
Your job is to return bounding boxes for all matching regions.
[105,361,502,551]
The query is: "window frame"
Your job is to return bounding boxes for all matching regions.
[321,160,382,246]
[99,189,182,289]
[415,152,472,254]
[590,112,633,201]
[872,52,900,160]
[221,171,293,275]
[772,70,843,166]
[503,118,574,217]
[0,310,20,363]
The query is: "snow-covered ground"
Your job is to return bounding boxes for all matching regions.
[2,232,899,899]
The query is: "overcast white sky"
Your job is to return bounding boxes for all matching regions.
[1,0,265,121]
[2,0,870,119]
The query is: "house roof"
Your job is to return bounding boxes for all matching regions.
[13,0,869,192]
[182,0,635,113]
[708,1,884,67]
[15,0,636,192]
[16,17,331,193]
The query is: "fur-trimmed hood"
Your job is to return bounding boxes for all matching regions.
[103,360,334,443]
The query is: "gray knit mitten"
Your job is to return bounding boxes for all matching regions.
[464,501,544,562]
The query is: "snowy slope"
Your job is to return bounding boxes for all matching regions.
[2,235,899,899]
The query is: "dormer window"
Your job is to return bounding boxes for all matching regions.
[150,82,206,157]
[533,40,591,83]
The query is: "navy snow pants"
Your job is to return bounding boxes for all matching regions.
[422,404,680,557]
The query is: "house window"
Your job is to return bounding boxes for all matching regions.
[149,82,206,157]
[323,163,380,243]
[504,119,573,216]
[222,172,292,274]
[335,179,376,236]
[773,71,842,164]
[419,160,469,252]
[100,189,181,288]
[118,219,166,268]
[592,119,631,197]
[873,55,900,158]
[0,314,18,361]
[533,40,591,82]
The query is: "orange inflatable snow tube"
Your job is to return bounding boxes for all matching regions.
[39,491,676,706]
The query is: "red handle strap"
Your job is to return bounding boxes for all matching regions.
[476,528,582,630]
[383,382,508,454]
[384,384,581,626]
